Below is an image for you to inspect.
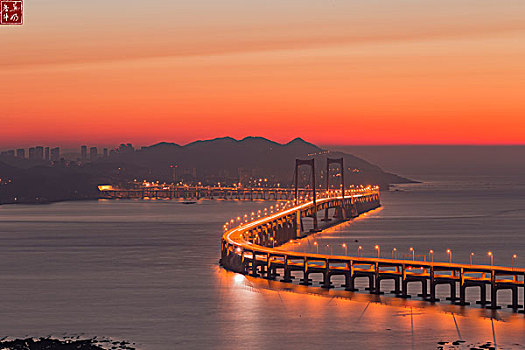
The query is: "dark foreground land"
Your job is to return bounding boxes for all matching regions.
[0,338,135,350]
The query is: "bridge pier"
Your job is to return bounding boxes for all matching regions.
[300,257,313,286]
[364,275,375,293]
[342,262,358,291]
[321,267,334,289]
[398,266,411,298]
[280,256,293,283]
[389,276,401,295]
[251,251,259,277]
[417,279,428,299]
[486,272,501,309]
[458,285,470,306]
[438,280,457,303]
[507,286,521,310]
[322,208,331,222]
[475,285,488,305]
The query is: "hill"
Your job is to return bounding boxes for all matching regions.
[0,137,414,204]
[113,136,412,187]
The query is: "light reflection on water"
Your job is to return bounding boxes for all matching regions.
[216,268,525,349]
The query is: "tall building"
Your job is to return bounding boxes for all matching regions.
[50,147,60,161]
[28,147,36,160]
[81,145,87,161]
[16,148,25,159]
[44,147,50,161]
[89,147,98,161]
[35,146,44,160]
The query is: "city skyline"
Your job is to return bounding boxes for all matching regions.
[1,1,525,147]
[3,137,525,155]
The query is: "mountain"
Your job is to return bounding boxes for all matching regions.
[113,136,413,187]
[0,137,414,204]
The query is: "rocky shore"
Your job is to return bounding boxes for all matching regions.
[0,337,135,350]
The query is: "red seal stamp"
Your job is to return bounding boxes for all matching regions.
[1,0,23,25]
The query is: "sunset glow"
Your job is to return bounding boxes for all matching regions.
[1,0,525,147]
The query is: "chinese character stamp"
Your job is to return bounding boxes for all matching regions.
[1,0,23,25]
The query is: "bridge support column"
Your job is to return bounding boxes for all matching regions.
[323,207,331,222]
[374,263,383,295]
[399,266,411,298]
[300,258,312,285]
[251,251,259,277]
[476,284,488,305]
[417,279,428,299]
[280,256,293,283]
[458,285,469,306]
[487,272,501,309]
[390,275,401,295]
[507,286,522,311]
[456,269,470,306]
[265,253,275,280]
[445,282,457,303]
[321,260,334,289]
[365,275,375,293]
[295,210,302,238]
[343,262,358,291]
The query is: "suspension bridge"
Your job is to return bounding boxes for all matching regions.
[220,158,525,312]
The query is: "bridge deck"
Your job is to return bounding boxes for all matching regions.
[220,191,525,311]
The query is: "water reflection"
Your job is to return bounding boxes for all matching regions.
[216,268,525,349]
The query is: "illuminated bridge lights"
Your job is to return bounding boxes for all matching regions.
[220,189,525,311]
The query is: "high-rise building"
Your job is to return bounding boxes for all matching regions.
[44,147,50,161]
[81,145,87,161]
[35,146,44,160]
[89,147,98,161]
[16,148,25,158]
[50,147,60,161]
[28,147,36,160]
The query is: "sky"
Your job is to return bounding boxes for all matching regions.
[1,0,525,148]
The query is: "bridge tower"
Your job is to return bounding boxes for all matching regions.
[294,158,318,232]
[324,157,345,221]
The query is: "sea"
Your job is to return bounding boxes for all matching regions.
[0,146,524,349]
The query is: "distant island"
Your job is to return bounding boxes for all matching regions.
[0,137,414,204]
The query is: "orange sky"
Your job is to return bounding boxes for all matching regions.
[1,0,525,147]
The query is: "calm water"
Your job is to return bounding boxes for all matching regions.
[1,174,525,349]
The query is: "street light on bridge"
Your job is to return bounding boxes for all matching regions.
[409,247,415,261]
[375,245,380,258]
[488,251,493,266]
[512,254,517,267]
[342,243,347,256]
[446,249,452,263]
[470,252,474,265]
[429,250,434,263]
[314,241,318,254]
[392,248,397,259]
[358,246,362,257]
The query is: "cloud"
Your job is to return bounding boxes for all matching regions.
[1,16,524,70]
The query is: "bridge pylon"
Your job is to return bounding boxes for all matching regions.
[323,157,345,221]
[295,158,318,233]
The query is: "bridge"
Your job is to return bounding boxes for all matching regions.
[220,158,525,312]
[99,184,314,201]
